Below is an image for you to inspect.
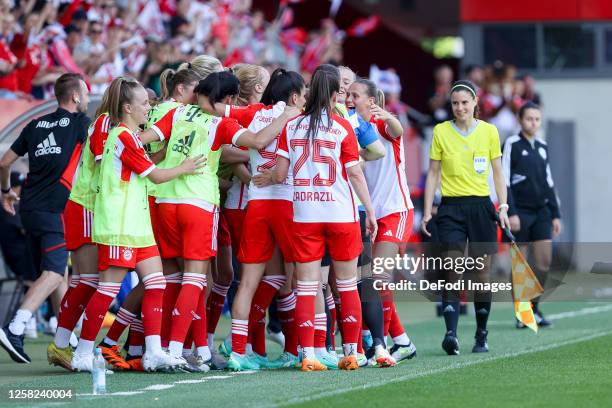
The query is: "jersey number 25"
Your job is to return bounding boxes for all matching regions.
[290,139,337,187]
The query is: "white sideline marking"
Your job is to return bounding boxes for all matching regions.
[206,375,232,380]
[77,391,144,397]
[547,304,612,319]
[487,303,612,325]
[107,391,145,396]
[233,370,257,375]
[265,329,612,408]
[174,379,208,384]
[143,384,175,391]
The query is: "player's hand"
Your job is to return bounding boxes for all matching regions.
[282,105,302,119]
[365,210,378,241]
[252,169,275,187]
[509,215,521,232]
[421,213,432,237]
[2,190,19,216]
[370,104,393,122]
[498,207,510,230]
[552,218,562,237]
[181,155,207,174]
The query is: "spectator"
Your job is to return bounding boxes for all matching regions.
[428,65,453,125]
[521,73,541,106]
[0,12,19,98]
[481,61,520,141]
[1,1,352,99]
[466,65,484,90]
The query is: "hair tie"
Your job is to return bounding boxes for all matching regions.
[451,83,476,98]
[188,62,192,69]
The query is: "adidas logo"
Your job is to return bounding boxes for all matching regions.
[35,133,62,157]
[191,311,201,320]
[172,308,180,316]
[299,320,314,328]
[342,315,358,323]
[443,305,455,313]
[172,133,195,155]
[384,230,393,237]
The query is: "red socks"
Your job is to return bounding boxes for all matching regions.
[206,282,230,341]
[141,272,166,337]
[295,281,319,350]
[231,319,249,355]
[252,319,266,355]
[104,307,136,345]
[169,273,207,344]
[277,292,297,355]
[57,274,99,332]
[314,313,327,349]
[380,288,394,336]
[79,281,122,341]
[192,287,208,349]
[160,272,182,348]
[336,277,361,355]
[127,318,144,356]
[248,275,286,354]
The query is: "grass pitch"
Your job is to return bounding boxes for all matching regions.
[1,300,611,408]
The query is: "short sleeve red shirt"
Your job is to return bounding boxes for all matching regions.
[115,127,155,181]
[90,113,111,160]
[225,103,266,127]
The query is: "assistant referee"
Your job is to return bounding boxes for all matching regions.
[421,80,509,356]
[0,73,90,364]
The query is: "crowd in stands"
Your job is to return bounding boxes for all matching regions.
[428,60,542,141]
[0,0,344,99]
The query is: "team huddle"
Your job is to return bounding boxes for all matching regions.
[1,54,416,374]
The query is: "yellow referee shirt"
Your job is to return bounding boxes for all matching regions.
[430,120,502,197]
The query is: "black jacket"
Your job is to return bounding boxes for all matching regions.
[10,108,89,213]
[501,132,561,218]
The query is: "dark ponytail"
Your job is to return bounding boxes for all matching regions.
[300,64,340,139]
[261,68,305,106]
[194,71,240,107]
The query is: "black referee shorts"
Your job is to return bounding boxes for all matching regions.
[20,210,68,276]
[436,196,498,257]
[506,206,553,243]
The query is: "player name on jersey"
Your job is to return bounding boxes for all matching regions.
[294,191,336,202]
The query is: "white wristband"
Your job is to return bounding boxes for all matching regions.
[499,203,509,210]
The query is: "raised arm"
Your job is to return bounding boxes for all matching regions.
[234,106,301,150]
[371,105,403,139]
[147,155,207,184]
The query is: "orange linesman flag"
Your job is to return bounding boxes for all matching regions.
[510,242,544,332]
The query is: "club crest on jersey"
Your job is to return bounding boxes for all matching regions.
[123,248,133,261]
